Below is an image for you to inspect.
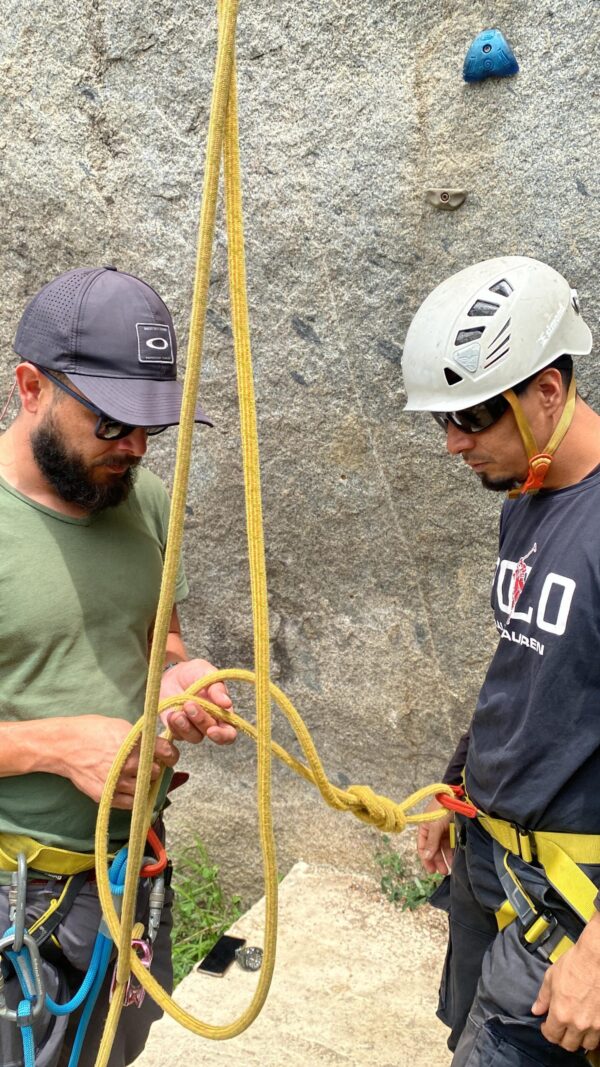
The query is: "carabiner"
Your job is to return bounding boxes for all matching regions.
[140,827,168,878]
[436,784,478,819]
[8,853,28,952]
[0,931,46,1022]
[147,874,165,945]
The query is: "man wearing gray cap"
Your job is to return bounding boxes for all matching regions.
[0,266,236,1066]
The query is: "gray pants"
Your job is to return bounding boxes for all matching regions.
[452,921,587,1066]
[0,876,173,1067]
[432,818,590,1066]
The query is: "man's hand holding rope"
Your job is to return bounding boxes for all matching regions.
[417,796,454,875]
[160,658,237,745]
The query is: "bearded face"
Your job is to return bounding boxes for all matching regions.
[31,407,140,514]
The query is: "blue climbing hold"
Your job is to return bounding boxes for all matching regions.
[463,29,519,83]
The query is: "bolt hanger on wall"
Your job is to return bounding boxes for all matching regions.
[425,189,468,211]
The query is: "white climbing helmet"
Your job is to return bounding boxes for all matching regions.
[402,256,592,411]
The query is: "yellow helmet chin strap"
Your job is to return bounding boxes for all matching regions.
[504,375,577,498]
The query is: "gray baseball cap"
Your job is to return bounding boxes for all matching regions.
[13,266,212,428]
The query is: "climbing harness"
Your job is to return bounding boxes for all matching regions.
[438,784,600,1066]
[0,827,169,1067]
[484,811,600,1067]
[440,784,600,947]
[0,825,166,879]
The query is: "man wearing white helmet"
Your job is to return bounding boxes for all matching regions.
[403,256,600,1065]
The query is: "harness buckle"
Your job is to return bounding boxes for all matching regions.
[511,822,537,863]
[520,911,563,961]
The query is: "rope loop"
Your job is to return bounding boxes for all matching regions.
[96,669,455,1049]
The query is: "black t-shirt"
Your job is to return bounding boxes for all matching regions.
[464,466,600,832]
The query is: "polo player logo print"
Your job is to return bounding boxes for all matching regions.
[136,323,174,364]
[508,542,537,622]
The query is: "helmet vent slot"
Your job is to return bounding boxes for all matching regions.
[444,368,463,385]
[490,317,511,346]
[468,300,499,317]
[485,344,510,368]
[456,327,485,345]
[489,279,513,298]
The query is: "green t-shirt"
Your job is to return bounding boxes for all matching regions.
[0,466,188,852]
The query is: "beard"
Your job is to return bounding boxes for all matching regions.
[479,473,522,492]
[31,414,140,513]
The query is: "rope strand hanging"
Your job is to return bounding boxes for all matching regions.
[93,2,452,1060]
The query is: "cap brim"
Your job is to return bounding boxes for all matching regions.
[65,373,213,428]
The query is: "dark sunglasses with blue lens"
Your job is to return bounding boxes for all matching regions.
[37,367,168,441]
[431,393,509,435]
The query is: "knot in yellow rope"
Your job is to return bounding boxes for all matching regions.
[346,786,408,832]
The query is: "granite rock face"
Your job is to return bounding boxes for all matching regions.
[1,1,598,899]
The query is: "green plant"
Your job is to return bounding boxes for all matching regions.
[374,835,442,910]
[170,839,242,984]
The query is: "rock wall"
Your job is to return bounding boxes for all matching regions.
[1,0,598,899]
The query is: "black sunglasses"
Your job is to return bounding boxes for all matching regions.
[431,393,509,435]
[37,367,168,441]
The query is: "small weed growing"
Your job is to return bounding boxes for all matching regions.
[171,839,242,985]
[375,835,442,910]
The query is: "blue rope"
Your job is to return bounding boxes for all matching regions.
[66,935,114,1067]
[63,849,129,1066]
[44,848,127,1016]
[17,1000,36,1067]
[44,932,106,1015]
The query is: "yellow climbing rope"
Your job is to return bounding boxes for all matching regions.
[93,2,452,1060]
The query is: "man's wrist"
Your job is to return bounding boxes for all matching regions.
[578,909,600,961]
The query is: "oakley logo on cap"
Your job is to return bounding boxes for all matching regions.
[136,323,174,364]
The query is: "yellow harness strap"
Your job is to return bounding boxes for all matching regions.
[479,812,599,927]
[480,812,600,1067]
[478,814,600,870]
[0,833,100,876]
[504,376,577,497]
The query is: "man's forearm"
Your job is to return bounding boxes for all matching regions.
[0,718,68,777]
[148,604,189,666]
[164,628,188,666]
